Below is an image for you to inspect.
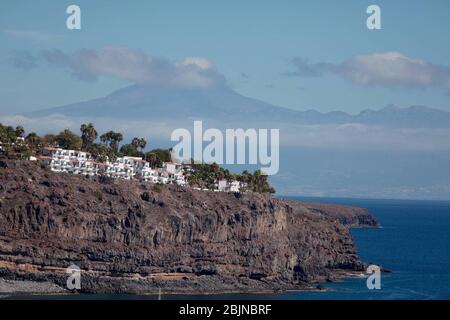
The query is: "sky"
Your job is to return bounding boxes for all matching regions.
[1,0,450,115]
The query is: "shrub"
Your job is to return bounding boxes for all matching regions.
[152,184,164,193]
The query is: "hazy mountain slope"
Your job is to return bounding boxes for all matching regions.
[25,85,450,128]
[26,85,301,122]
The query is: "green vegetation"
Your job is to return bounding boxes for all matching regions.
[118,137,148,158]
[0,123,30,159]
[0,124,22,144]
[119,143,142,157]
[25,132,43,147]
[245,169,276,194]
[152,184,164,193]
[88,143,117,163]
[100,131,123,153]
[187,162,233,189]
[0,122,171,165]
[187,162,275,193]
[145,148,172,167]
[80,123,98,150]
[131,137,147,151]
[55,129,83,150]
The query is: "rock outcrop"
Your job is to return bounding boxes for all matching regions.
[0,160,378,294]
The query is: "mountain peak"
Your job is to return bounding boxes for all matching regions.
[23,85,450,128]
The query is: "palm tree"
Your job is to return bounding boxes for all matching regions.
[15,126,25,138]
[145,152,159,167]
[80,123,98,150]
[100,131,122,152]
[100,131,112,146]
[25,132,42,148]
[111,132,123,152]
[131,137,147,152]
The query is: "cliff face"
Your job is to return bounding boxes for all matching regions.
[0,160,378,294]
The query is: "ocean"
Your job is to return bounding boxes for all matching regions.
[5,197,450,300]
[281,197,450,300]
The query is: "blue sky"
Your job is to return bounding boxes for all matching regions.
[1,0,450,115]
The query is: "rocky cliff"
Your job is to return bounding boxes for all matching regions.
[0,160,378,294]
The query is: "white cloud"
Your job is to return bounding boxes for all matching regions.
[179,57,212,70]
[336,52,444,88]
[40,47,223,88]
[285,52,450,93]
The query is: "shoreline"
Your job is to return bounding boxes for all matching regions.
[0,269,369,299]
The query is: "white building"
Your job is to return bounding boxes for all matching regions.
[140,166,159,183]
[173,171,187,186]
[161,162,187,186]
[215,180,228,192]
[104,156,146,180]
[36,148,189,186]
[38,147,99,176]
[162,162,183,174]
[214,179,246,193]
[229,180,241,193]
[157,171,170,184]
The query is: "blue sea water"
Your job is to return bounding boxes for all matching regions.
[280,197,450,300]
[5,198,450,300]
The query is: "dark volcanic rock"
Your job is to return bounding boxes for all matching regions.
[286,200,379,228]
[0,160,378,294]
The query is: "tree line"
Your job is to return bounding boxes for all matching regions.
[187,162,275,194]
[0,122,171,166]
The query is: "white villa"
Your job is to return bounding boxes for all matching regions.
[140,166,159,183]
[36,147,188,186]
[104,156,149,180]
[214,179,247,193]
[161,162,187,186]
[38,147,99,176]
